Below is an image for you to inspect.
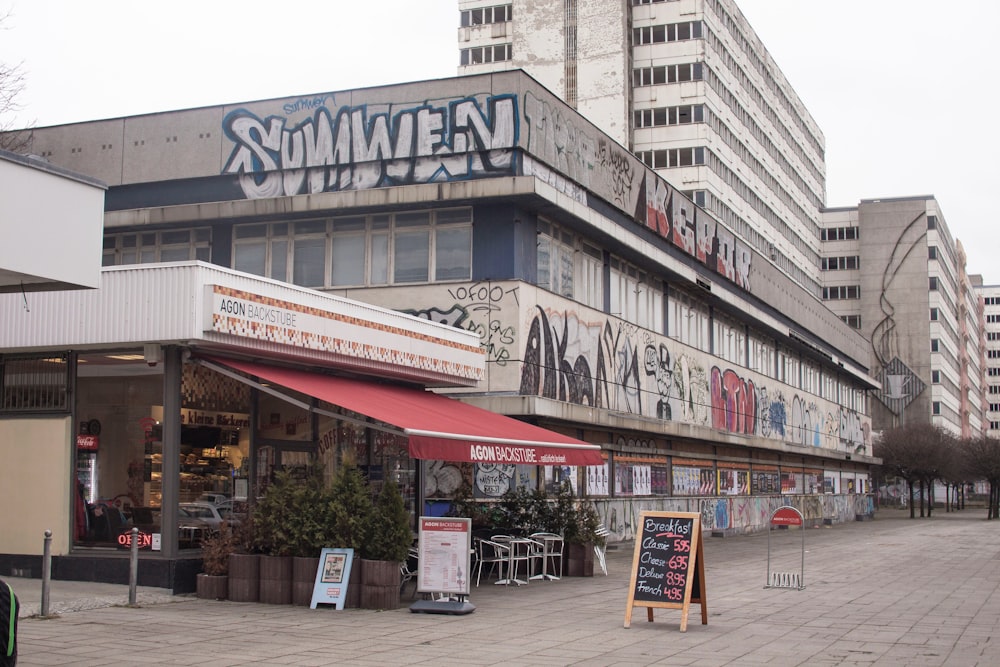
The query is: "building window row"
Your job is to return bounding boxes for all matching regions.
[632,62,703,87]
[701,26,824,179]
[988,368,1000,377]
[704,103,824,215]
[987,332,1000,341]
[988,314,1000,323]
[821,256,859,271]
[984,296,1000,305]
[632,0,679,5]
[536,219,603,311]
[822,285,860,300]
[460,4,512,27]
[840,314,861,329]
[989,403,1000,412]
[632,20,703,45]
[103,228,211,266]
[610,256,664,333]
[633,104,704,128]
[989,350,1000,359]
[991,386,1000,395]
[703,150,820,274]
[233,208,472,289]
[460,43,512,66]
[821,226,859,241]
[703,191,820,297]
[703,0,825,159]
[636,146,706,169]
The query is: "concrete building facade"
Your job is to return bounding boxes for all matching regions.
[820,197,984,437]
[979,281,1000,437]
[458,0,826,296]
[5,72,876,567]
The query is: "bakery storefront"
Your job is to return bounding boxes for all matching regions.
[0,262,601,591]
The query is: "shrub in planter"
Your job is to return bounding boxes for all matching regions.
[227,518,260,602]
[197,522,236,600]
[564,501,603,577]
[360,479,412,610]
[328,461,373,608]
[253,469,300,604]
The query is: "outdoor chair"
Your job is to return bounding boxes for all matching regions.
[475,539,508,586]
[594,525,610,576]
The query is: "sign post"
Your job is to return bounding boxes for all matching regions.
[624,511,707,632]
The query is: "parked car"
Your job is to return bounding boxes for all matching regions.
[214,499,247,526]
[179,502,226,530]
[197,492,230,506]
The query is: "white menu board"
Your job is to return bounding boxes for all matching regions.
[417,517,472,596]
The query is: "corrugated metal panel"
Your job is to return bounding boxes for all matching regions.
[0,262,484,385]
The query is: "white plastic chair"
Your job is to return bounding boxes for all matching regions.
[475,539,508,586]
[594,525,610,576]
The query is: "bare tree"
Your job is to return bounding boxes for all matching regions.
[0,9,34,152]
[875,423,956,518]
[960,436,1000,519]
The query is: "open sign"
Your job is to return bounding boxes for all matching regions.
[117,530,154,550]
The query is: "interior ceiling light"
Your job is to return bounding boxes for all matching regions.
[105,354,145,361]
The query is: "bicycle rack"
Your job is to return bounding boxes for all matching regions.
[765,505,805,590]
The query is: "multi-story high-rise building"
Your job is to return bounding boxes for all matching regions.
[820,197,984,437]
[458,0,827,295]
[978,280,1000,437]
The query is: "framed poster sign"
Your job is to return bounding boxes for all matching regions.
[417,517,471,596]
[310,548,354,610]
[624,511,708,632]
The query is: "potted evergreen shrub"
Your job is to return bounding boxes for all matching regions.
[253,469,298,604]
[328,460,373,608]
[565,500,603,577]
[286,462,334,606]
[227,512,260,602]
[360,479,413,610]
[196,521,235,600]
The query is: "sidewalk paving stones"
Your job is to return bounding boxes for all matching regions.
[8,508,1000,666]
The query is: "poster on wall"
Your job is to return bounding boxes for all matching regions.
[544,465,578,495]
[587,463,610,496]
[718,468,749,495]
[751,469,780,495]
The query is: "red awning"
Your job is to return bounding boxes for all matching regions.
[209,357,604,466]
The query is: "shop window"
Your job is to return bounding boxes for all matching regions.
[1,354,70,412]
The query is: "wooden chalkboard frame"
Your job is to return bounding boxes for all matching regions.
[624,511,708,632]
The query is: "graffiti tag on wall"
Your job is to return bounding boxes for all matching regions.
[223,94,518,198]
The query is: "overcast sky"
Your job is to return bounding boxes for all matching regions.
[2,0,996,283]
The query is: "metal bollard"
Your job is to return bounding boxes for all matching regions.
[128,527,139,606]
[41,529,52,616]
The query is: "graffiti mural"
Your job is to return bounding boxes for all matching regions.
[223,94,518,199]
[642,172,752,291]
[517,304,869,456]
[403,282,519,367]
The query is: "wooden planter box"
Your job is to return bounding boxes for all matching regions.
[359,559,400,610]
[196,573,228,600]
[227,553,259,602]
[259,554,293,604]
[292,556,320,606]
[565,542,595,577]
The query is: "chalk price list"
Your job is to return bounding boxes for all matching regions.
[634,516,693,603]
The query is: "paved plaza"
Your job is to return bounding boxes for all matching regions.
[8,508,1000,666]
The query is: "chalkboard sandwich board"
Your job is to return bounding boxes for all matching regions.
[624,511,707,632]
